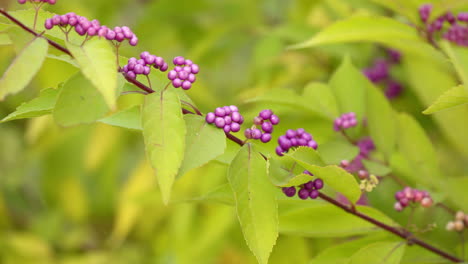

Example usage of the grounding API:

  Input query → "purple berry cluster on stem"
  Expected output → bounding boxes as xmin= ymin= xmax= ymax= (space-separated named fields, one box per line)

xmin=333 ymin=112 xmax=358 ymax=131
xmin=418 ymin=3 xmax=468 ymax=46
xmin=340 ymin=137 xmax=375 ymax=173
xmin=18 ymin=0 xmax=56 ymax=4
xmin=362 ymin=49 xmax=404 ymax=99
xmin=167 ymin=56 xmax=199 ymax=90
xmin=244 ymin=109 xmax=280 ymax=143
xmin=44 ymin=13 xmax=138 ymax=46
xmin=282 ymin=170 xmax=324 ymax=200
xmin=205 ymin=105 xmax=244 ymax=133
xmin=276 ymin=128 xmax=318 ymax=156
xmin=122 ymin=52 xmax=168 ymax=79
xmin=394 ymin=187 xmax=433 ymax=212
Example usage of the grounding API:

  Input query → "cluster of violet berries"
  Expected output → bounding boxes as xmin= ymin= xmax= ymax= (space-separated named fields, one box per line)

xmin=18 ymin=0 xmax=55 ymax=4
xmin=167 ymin=56 xmax=200 ymax=90
xmin=244 ymin=109 xmax=280 ymax=143
xmin=122 ymin=52 xmax=168 ymax=79
xmin=333 ymin=112 xmax=358 ymax=131
xmin=446 ymin=211 xmax=468 ymax=232
xmin=205 ymin=106 xmax=244 ymax=133
xmin=44 ymin=13 xmax=138 ymax=46
xmin=276 ymin=128 xmax=318 ymax=156
xmin=282 ymin=170 xmax=324 ymax=200
xmin=362 ymin=49 xmax=403 ymax=99
xmin=419 ymin=3 xmax=468 ymax=46
xmin=394 ymin=187 xmax=433 ymax=212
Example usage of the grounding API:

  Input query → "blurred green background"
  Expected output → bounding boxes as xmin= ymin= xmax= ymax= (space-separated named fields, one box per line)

xmin=0 ymin=0 xmax=467 ymax=263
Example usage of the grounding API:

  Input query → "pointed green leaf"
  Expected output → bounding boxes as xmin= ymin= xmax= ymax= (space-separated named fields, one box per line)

xmin=329 ymin=57 xmax=368 ymax=122
xmin=423 ymin=85 xmax=468 ymax=114
xmin=142 ymin=90 xmax=186 ymax=204
xmin=318 ymin=139 xmax=359 ymax=165
xmin=441 ymin=41 xmax=468 ymax=94
xmin=289 ymin=15 xmax=445 ymax=63
xmin=1 ymin=87 xmax=59 ymax=122
xmin=99 ymin=106 xmax=142 ymax=130
xmin=177 ymin=115 xmax=226 ymax=178
xmin=190 ymin=184 xmax=234 ymax=206
xmin=53 ymin=73 xmax=109 ymax=126
xmin=362 ymin=160 xmax=392 ymax=176
xmin=396 ymin=113 xmax=442 ymax=187
xmin=279 ymin=203 xmax=395 ymax=237
xmin=349 ymin=241 xmax=406 ymax=264
xmin=366 ymin=86 xmax=396 ymax=160
xmin=279 ymin=173 xmax=315 ymax=187
xmin=0 ymin=37 xmax=48 ymax=100
xmin=287 ymin=148 xmax=361 ymax=204
xmin=302 ymin=82 xmax=339 ymax=119
xmin=67 ymin=38 xmax=117 ymax=109
xmin=228 ymin=144 xmax=278 ymax=264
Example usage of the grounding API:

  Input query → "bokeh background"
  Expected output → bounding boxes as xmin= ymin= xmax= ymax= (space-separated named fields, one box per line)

xmin=1 ymin=0 xmax=468 ymax=263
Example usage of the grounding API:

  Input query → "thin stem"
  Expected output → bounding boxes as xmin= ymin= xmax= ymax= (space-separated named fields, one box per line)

xmin=225 ymin=132 xmax=244 ymax=147
xmin=145 ymin=75 xmax=152 ymax=89
xmin=461 ymin=231 xmax=465 ymax=261
xmin=122 ymin=73 xmax=155 ymax=94
xmin=114 ymin=42 xmax=121 ymax=68
xmin=340 ymin=130 xmax=356 ymax=144
xmin=181 ymin=100 xmax=202 ymax=116
xmin=318 ymin=192 xmax=463 ymax=263
xmin=406 ymin=206 xmax=416 ymax=230
xmin=32 ymin=2 xmax=44 ymax=31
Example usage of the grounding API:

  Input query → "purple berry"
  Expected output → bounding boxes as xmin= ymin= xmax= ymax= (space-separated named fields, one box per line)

xmin=181 ymin=81 xmax=192 ymax=90
xmin=282 ymin=187 xmax=296 ymax=197
xmin=244 ymin=128 xmax=252 ymax=139
xmin=275 ymin=146 xmax=284 ymax=156
xmin=215 ymin=107 xmax=226 ymax=117
xmin=304 ymin=181 xmax=314 ymax=190
xmin=205 ymin=112 xmax=216 ymax=123
xmin=260 ymin=133 xmax=271 ymax=143
xmin=251 ymin=129 xmax=262 ymax=139
xmin=231 ymin=123 xmax=241 ymax=132
xmin=172 ymin=79 xmax=182 ymax=88
xmin=215 ymin=117 xmax=225 ymax=128
xmin=261 ymin=122 xmax=273 ymax=133
xmin=173 ymin=56 xmax=185 ymax=65
xmin=314 ymin=179 xmax=324 ymax=190
xmin=298 ymin=188 xmax=309 ymax=200
xmin=309 ymin=190 xmax=319 ymax=199
xmin=270 ymin=115 xmax=279 ymax=125
xmin=259 ymin=109 xmax=273 ymax=120
xmin=223 ymin=125 xmax=231 ymax=133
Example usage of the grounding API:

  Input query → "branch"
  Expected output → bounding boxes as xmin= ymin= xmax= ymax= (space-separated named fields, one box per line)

xmin=318 ymin=193 xmax=463 ymax=263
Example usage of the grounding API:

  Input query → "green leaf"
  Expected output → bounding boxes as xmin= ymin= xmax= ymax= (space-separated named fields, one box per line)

xmin=279 ymin=203 xmax=395 ymax=237
xmin=423 ymin=85 xmax=468 ymax=114
xmin=289 ymin=15 xmax=445 ymax=64
xmin=177 ymin=115 xmax=226 ymax=178
xmin=441 ymin=41 xmax=468 ymax=94
xmin=279 ymin=173 xmax=315 ymax=187
xmin=0 ymin=33 xmax=11 ymax=46
xmin=142 ymin=90 xmax=186 ymax=204
xmin=287 ymin=148 xmax=361 ymax=204
xmin=366 ymin=86 xmax=396 ymax=160
xmin=318 ymin=139 xmax=359 ymax=165
xmin=362 ymin=160 xmax=392 ymax=176
xmin=396 ymin=113 xmax=442 ymax=187
xmin=268 ymin=157 xmax=298 ymax=186
xmin=0 ymin=37 xmax=48 ymax=100
xmin=443 ymin=176 xmax=468 ymax=212
xmin=66 ymin=38 xmax=118 ymax=109
xmin=189 ymin=184 xmax=234 ymax=206
xmin=228 ymin=144 xmax=278 ymax=264
xmin=1 ymin=87 xmax=59 ymax=122
xmin=370 ymin=0 xmax=420 ymax=25
xmin=53 ymin=73 xmax=109 ymax=126
xmin=99 ymin=106 xmax=142 ymax=130
xmin=329 ymin=57 xmax=368 ymax=122
xmin=302 ymin=82 xmax=339 ymax=119
xmin=349 ymin=241 xmax=406 ymax=264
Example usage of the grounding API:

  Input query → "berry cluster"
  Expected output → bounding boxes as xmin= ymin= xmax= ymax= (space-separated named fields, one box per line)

xmin=446 ymin=211 xmax=468 ymax=232
xmin=394 ymin=187 xmax=433 ymax=212
xmin=362 ymin=49 xmax=404 ymax=99
xmin=205 ymin=106 xmax=244 ymax=133
xmin=276 ymin=128 xmax=318 ymax=156
xmin=18 ymin=0 xmax=56 ymax=4
xmin=244 ymin=109 xmax=280 ymax=143
xmin=333 ymin=112 xmax=358 ymax=131
xmin=122 ymin=52 xmax=168 ymax=79
xmin=44 ymin=13 xmax=138 ymax=46
xmin=282 ymin=170 xmax=324 ymax=200
xmin=419 ymin=3 xmax=468 ymax=46
xmin=340 ymin=137 xmax=376 ymax=173
xmin=167 ymin=56 xmax=199 ymax=90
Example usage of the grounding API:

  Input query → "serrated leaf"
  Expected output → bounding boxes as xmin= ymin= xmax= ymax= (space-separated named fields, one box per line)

xmin=349 ymin=241 xmax=406 ymax=264
xmin=423 ymin=85 xmax=468 ymax=114
xmin=228 ymin=144 xmax=278 ymax=264
xmin=329 ymin=57 xmax=368 ymax=123
xmin=53 ymin=73 xmax=109 ymax=126
xmin=67 ymin=38 xmax=117 ymax=109
xmin=441 ymin=41 xmax=468 ymax=94
xmin=177 ymin=115 xmax=226 ymax=178
xmin=396 ymin=113 xmax=442 ymax=188
xmin=279 ymin=203 xmax=395 ymax=237
xmin=1 ymin=87 xmax=59 ymax=122
xmin=142 ymin=90 xmax=186 ymax=204
xmin=318 ymin=139 xmax=360 ymax=165
xmin=287 ymin=148 xmax=361 ymax=204
xmin=362 ymin=160 xmax=392 ymax=176
xmin=99 ymin=105 xmax=142 ymax=130
xmin=0 ymin=37 xmax=48 ymax=100
xmin=289 ymin=15 xmax=445 ymax=64
xmin=302 ymin=82 xmax=339 ymax=119
xmin=366 ymin=86 xmax=396 ymax=160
